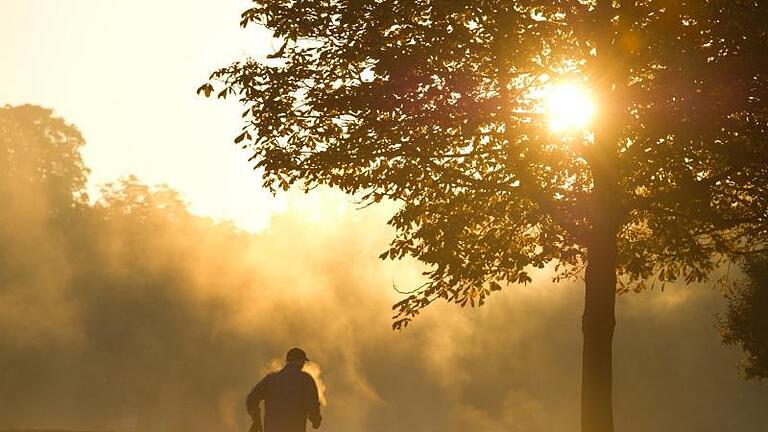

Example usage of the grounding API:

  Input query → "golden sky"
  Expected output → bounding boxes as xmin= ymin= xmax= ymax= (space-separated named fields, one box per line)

xmin=0 ymin=0 xmax=290 ymax=231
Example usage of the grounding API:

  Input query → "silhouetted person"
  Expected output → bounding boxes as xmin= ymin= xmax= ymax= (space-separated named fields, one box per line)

xmin=246 ymin=348 xmax=322 ymax=432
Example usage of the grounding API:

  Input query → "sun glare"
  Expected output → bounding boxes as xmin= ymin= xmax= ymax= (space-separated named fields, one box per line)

xmin=544 ymin=83 xmax=596 ymax=132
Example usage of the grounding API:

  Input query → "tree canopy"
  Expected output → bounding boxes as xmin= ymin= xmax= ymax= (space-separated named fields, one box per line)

xmin=202 ymin=0 xmax=768 ymax=324
xmin=0 ymin=104 xmax=89 ymax=218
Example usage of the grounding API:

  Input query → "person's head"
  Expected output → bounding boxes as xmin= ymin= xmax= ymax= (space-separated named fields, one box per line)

xmin=285 ymin=347 xmax=309 ymax=368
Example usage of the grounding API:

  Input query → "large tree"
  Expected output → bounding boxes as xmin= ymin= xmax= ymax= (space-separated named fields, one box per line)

xmin=201 ymin=1 xmax=768 ymax=431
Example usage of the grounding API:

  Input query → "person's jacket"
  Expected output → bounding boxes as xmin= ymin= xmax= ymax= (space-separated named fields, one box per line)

xmin=246 ymin=364 xmax=322 ymax=432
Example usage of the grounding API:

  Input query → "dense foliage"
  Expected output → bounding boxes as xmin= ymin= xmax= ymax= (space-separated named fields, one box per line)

xmin=720 ymin=254 xmax=768 ymax=381
xmin=201 ymin=1 xmax=768 ymax=325
xmin=0 ymin=105 xmax=89 ymax=217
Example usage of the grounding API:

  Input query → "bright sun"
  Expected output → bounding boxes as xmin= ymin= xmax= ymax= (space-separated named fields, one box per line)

xmin=543 ymin=83 xmax=596 ymax=132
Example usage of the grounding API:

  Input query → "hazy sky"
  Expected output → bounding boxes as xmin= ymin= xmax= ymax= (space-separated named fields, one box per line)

xmin=1 ymin=0 xmax=290 ymax=231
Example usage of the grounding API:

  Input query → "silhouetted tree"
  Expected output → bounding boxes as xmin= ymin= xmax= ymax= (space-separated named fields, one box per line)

xmin=95 ymin=175 xmax=189 ymax=223
xmin=0 ymin=104 xmax=89 ymax=219
xmin=719 ymin=253 xmax=768 ymax=381
xmin=0 ymin=105 xmax=91 ymax=318
xmin=201 ymin=2 xmax=768 ymax=430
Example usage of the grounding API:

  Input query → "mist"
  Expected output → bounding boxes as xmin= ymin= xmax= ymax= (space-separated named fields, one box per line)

xmin=1 ymin=105 xmax=766 ymax=432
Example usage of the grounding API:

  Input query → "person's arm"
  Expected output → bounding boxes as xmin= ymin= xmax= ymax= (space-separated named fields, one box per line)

xmin=306 ymin=375 xmax=322 ymax=429
xmin=246 ymin=375 xmax=269 ymax=431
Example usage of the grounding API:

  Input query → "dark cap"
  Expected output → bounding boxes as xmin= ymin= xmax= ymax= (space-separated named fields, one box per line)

xmin=286 ymin=347 xmax=310 ymax=362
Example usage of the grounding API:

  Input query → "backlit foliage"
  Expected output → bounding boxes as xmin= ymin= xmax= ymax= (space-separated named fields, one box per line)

xmin=201 ymin=1 xmax=768 ymax=328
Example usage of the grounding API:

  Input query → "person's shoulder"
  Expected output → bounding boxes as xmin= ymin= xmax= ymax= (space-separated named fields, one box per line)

xmin=261 ymin=371 xmax=279 ymax=382
xmin=299 ymin=371 xmax=316 ymax=383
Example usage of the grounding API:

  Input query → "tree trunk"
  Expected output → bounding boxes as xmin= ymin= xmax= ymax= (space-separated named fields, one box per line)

xmin=581 ymin=222 xmax=617 ymax=432
xmin=582 ymin=1 xmax=620 ymax=428
xmin=581 ymin=111 xmax=620 ymax=430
